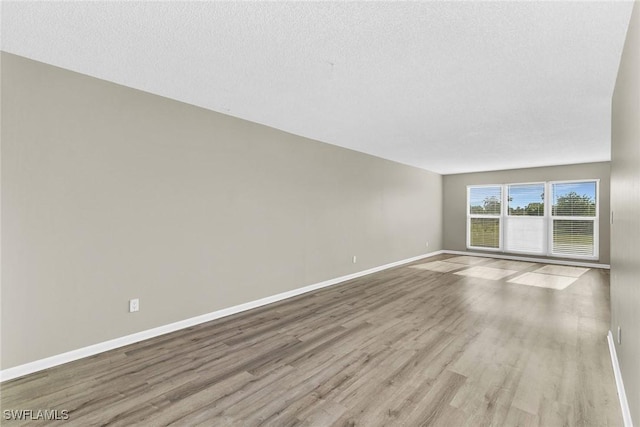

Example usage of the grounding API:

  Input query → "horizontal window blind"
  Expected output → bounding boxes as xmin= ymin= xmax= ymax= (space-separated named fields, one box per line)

xmin=470 ymin=218 xmax=500 ymax=248
xmin=505 ymin=217 xmax=546 ymax=254
xmin=552 ymin=220 xmax=594 ymax=257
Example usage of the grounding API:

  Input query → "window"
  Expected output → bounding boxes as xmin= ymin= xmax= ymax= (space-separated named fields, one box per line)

xmin=466 ymin=180 xmax=599 ymax=260
xmin=550 ymin=181 xmax=598 ymax=258
xmin=467 ymin=186 xmax=501 ymax=250
xmin=505 ymin=183 xmax=546 ymax=254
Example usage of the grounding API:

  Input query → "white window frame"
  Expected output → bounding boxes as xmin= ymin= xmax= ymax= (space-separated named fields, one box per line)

xmin=466 ymin=185 xmax=503 ymax=252
xmin=504 ymin=181 xmax=548 ymax=256
xmin=466 ymin=179 xmax=599 ymax=260
xmin=548 ymin=179 xmax=599 ymax=260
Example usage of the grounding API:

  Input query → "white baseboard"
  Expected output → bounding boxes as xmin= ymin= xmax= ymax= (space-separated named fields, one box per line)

xmin=443 ymin=250 xmax=610 ymax=269
xmin=607 ymin=331 xmax=634 ymax=427
xmin=0 ymin=250 xmax=443 ymax=382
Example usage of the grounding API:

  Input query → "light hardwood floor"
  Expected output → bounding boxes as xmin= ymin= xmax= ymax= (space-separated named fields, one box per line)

xmin=0 ymin=255 xmax=622 ymax=426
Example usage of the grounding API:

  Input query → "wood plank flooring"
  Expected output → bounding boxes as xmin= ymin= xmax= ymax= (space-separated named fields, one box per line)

xmin=0 ymin=255 xmax=622 ymax=426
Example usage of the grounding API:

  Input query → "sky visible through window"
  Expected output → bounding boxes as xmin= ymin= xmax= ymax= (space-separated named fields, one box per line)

xmin=509 ymin=184 xmax=544 ymax=211
xmin=552 ymin=181 xmax=597 ymax=204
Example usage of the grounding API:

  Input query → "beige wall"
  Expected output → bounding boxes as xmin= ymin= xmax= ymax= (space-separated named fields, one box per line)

xmin=443 ymin=162 xmax=611 ymax=264
xmin=0 ymin=53 xmax=443 ymax=369
xmin=611 ymin=1 xmax=640 ymax=423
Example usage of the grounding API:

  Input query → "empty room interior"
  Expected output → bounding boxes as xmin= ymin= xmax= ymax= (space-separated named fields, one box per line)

xmin=1 ymin=1 xmax=639 ymax=426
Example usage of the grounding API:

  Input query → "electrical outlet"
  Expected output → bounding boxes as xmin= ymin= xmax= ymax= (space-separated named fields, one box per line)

xmin=352 ymin=256 xmax=357 ymax=264
xmin=617 ymin=326 xmax=622 ymax=344
xmin=129 ymin=298 xmax=140 ymax=313
xmin=426 ymin=241 xmax=429 ymax=248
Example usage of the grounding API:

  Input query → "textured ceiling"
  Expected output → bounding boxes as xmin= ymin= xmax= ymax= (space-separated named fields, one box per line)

xmin=1 ymin=1 xmax=634 ymax=174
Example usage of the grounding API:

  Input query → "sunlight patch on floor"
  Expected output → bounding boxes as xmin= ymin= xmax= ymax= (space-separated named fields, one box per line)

xmin=508 ymin=272 xmax=578 ymax=290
